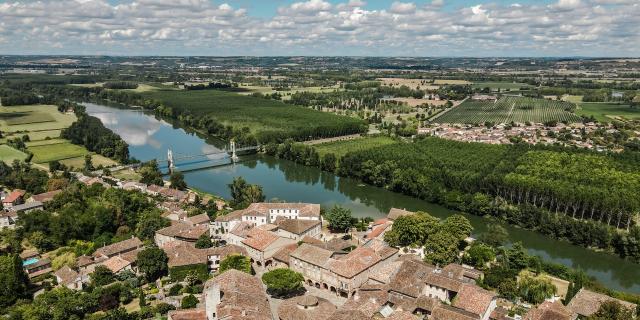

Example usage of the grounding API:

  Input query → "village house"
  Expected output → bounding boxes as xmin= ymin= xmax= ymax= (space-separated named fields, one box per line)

xmin=212 ymin=202 xmax=322 ymax=235
xmin=225 ymin=221 xmax=253 ymax=246
xmin=523 ymin=300 xmax=571 ymax=320
xmin=0 ymin=211 xmax=18 ymax=229
xmin=2 ymin=189 xmax=25 ymax=208
xmin=203 ymin=269 xmax=271 ymax=320
xmin=28 ymin=189 xmax=62 ymax=203
xmin=566 ymin=288 xmax=637 ymax=319
xmin=275 ymin=218 xmax=322 ymax=240
xmin=290 ymin=239 xmax=398 ymax=298
xmin=240 ymin=227 xmax=297 ymax=267
xmin=8 ymin=201 xmax=43 ymax=213
xmin=24 ymin=258 xmax=52 ymax=279
xmin=93 ymin=237 xmax=143 ymax=260
xmin=162 ymin=241 xmax=247 ymax=273
xmin=155 ymin=221 xmax=209 ymax=247
xmin=54 ymin=265 xmax=83 ymax=290
xmin=101 ymin=255 xmax=134 ymax=274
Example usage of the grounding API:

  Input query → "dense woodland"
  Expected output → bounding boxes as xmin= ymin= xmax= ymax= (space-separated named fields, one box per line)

xmin=60 ymin=104 xmax=130 ymax=163
xmin=267 ymin=137 xmax=640 ymax=263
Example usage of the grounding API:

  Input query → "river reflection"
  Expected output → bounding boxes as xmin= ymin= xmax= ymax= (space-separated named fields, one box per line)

xmin=84 ymin=102 xmax=640 ymax=294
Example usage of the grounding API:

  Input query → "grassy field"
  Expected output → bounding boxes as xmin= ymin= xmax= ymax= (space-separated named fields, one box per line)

xmin=141 ymin=89 xmax=364 ymax=140
xmin=237 ymin=84 xmax=341 ymax=100
xmin=0 ymin=145 xmax=28 ymax=163
xmin=0 ymin=105 xmax=76 ymax=133
xmin=25 ymin=138 xmax=68 ymax=147
xmin=576 ymin=102 xmax=640 ymax=122
xmin=314 ymin=136 xmax=398 ymax=157
xmin=434 ymin=96 xmax=581 ymax=124
xmin=434 ymin=79 xmax=471 ymax=85
xmin=471 ymin=82 xmax=532 ymax=90
xmin=60 ymin=154 xmax=116 ymax=169
xmin=28 ymin=141 xmax=88 ymax=163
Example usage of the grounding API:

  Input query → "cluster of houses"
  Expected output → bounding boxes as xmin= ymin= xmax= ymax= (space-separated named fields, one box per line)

xmin=419 ymin=122 xmax=630 ymax=151
xmin=0 ymin=189 xmax=61 ymax=228
xmin=4 ymin=175 xmax=636 ymax=320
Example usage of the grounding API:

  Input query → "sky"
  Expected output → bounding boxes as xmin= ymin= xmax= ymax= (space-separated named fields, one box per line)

xmin=0 ymin=0 xmax=638 ymax=57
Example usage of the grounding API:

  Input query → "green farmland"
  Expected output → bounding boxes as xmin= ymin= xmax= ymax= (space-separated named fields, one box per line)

xmin=0 ymin=105 xmax=76 ymax=133
xmin=576 ymin=102 xmax=640 ymax=122
xmin=141 ymin=90 xmax=366 ymax=142
xmin=471 ymin=82 xmax=532 ymax=90
xmin=314 ymin=136 xmax=398 ymax=158
xmin=0 ymin=145 xmax=28 ymax=163
xmin=28 ymin=141 xmax=88 ymax=163
xmin=434 ymin=96 xmax=581 ymax=124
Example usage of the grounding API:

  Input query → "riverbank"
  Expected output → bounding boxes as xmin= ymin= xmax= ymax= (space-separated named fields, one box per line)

xmin=83 ymin=101 xmax=640 ymax=294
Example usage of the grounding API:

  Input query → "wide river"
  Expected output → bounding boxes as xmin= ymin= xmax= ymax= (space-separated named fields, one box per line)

xmin=85 ymin=102 xmax=640 ymax=294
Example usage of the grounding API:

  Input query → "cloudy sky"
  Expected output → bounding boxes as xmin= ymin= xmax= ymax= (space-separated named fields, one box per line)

xmin=0 ymin=0 xmax=638 ymax=56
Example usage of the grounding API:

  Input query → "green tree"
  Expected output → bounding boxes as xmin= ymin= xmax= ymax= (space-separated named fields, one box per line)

xmin=261 ymin=268 xmax=304 ymax=297
xmin=0 ymin=254 xmax=29 ymax=308
xmin=383 ymin=212 xmax=440 ymax=247
xmin=462 ymin=242 xmax=495 ymax=268
xmin=506 ymin=242 xmax=529 ymax=271
xmin=195 ymin=234 xmax=213 ymax=249
xmin=181 ymin=294 xmax=199 ymax=309
xmin=479 ymin=223 xmax=509 ymax=247
xmin=84 ymin=154 xmax=94 ymax=171
xmin=137 ymin=247 xmax=168 ymax=281
xmin=169 ymin=171 xmax=187 ymax=190
xmin=136 ymin=211 xmax=170 ymax=240
xmin=324 ymin=205 xmax=353 ymax=232
xmin=588 ymin=300 xmax=635 ymax=320
xmin=91 ymin=265 xmax=115 ymax=287
xmin=138 ymin=160 xmax=164 ymax=186
xmin=518 ymin=276 xmax=557 ymax=304
xmin=219 ymin=254 xmax=251 ymax=274
xmin=320 ymin=153 xmax=337 ymax=172
xmin=424 ymin=230 xmax=460 ymax=266
xmin=497 ymin=278 xmax=519 ymax=301
xmin=138 ymin=289 xmax=147 ymax=308
xmin=228 ymin=177 xmax=265 ymax=209
xmin=443 ymin=214 xmax=473 ymax=241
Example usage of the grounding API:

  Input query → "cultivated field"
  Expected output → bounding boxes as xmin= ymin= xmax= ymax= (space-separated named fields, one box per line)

xmin=383 ymin=98 xmax=448 ymax=107
xmin=0 ymin=145 xmax=28 ymax=163
xmin=0 ymin=105 xmax=76 ymax=133
xmin=237 ymin=84 xmax=341 ymax=99
xmin=142 ymin=89 xmax=365 ymax=141
xmin=434 ymin=96 xmax=581 ymax=124
xmin=314 ymin=135 xmax=398 ymax=157
xmin=28 ymin=141 xmax=88 ymax=163
xmin=576 ymin=102 xmax=640 ymax=122
xmin=433 ymin=79 xmax=471 ymax=85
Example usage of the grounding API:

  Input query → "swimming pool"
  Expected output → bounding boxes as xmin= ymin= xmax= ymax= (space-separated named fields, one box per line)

xmin=22 ymin=257 xmax=39 ymax=266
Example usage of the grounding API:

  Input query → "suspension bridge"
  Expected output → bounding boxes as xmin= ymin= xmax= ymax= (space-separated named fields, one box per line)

xmin=159 ymin=141 xmax=260 ymax=173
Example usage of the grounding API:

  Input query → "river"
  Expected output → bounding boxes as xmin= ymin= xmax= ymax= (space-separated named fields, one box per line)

xmin=84 ymin=102 xmax=640 ymax=294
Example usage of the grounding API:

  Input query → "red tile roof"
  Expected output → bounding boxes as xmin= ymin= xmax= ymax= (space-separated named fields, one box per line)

xmin=167 ymin=309 xmax=207 ymax=320
xmin=30 ymin=190 xmax=62 ymax=203
xmin=3 ymin=189 xmax=25 ymax=204
xmin=452 ymin=284 xmax=496 ymax=316
xmin=241 ymin=228 xmax=280 ymax=251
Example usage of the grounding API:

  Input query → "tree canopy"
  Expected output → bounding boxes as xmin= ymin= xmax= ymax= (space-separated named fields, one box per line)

xmin=137 ymin=247 xmax=168 ymax=282
xmin=228 ymin=177 xmax=265 ymax=209
xmin=219 ymin=254 xmax=251 ymax=274
xmin=261 ymin=268 xmax=305 ymax=297
xmin=324 ymin=205 xmax=354 ymax=232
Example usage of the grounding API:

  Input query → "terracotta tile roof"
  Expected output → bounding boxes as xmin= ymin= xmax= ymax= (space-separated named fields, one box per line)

xmin=162 ymin=242 xmax=208 ymax=268
xmin=241 ymin=228 xmax=280 ymax=251
xmin=523 ymin=301 xmax=571 ymax=320
xmin=301 ymin=235 xmax=324 ymax=245
xmin=3 ymin=189 xmax=25 ymax=204
xmin=277 ymin=218 xmax=321 ymax=235
xmin=388 ymin=259 xmax=435 ymax=297
xmin=452 ymin=284 xmax=496 ymax=316
xmin=167 ymin=309 xmax=207 ymax=320
xmin=156 ymin=222 xmax=209 ymax=240
xmin=30 ymin=190 xmax=62 ymax=203
xmin=277 ymin=295 xmax=336 ymax=320
xmin=290 ymin=243 xmax=334 ymax=267
xmin=186 ymin=213 xmax=210 ymax=225
xmin=368 ymin=260 xmax=403 ymax=285
xmin=272 ymin=243 xmax=298 ymax=264
xmin=229 ymin=221 xmax=253 ymax=238
xmin=341 ymin=285 xmax=389 ymax=317
xmin=25 ymin=258 xmax=51 ymax=270
xmin=443 ymin=263 xmax=483 ymax=281
xmin=329 ymin=247 xmax=382 ymax=278
xmin=100 ymin=256 xmax=131 ymax=273
xmin=431 ymin=304 xmax=479 ymax=320
xmin=566 ymin=288 xmax=637 ymax=318
xmin=247 ymin=202 xmax=321 ymax=218
xmin=372 ymin=218 xmax=390 ymax=226
xmin=205 ymin=244 xmax=248 ymax=260
xmin=55 ymin=266 xmax=79 ymax=286
xmin=317 ymin=237 xmax=354 ymax=252
xmin=387 ymin=208 xmax=415 ymax=220
xmin=365 ymin=222 xmax=391 ymax=239
xmin=206 ymin=269 xmax=271 ymax=320
xmin=215 ymin=209 xmax=245 ymax=222
xmin=425 ymin=271 xmax=464 ymax=293
xmin=76 ymin=255 xmax=95 ymax=268
xmin=19 ymin=249 xmax=39 ymax=259
xmin=330 ymin=309 xmax=369 ymax=320
xmin=257 ymin=223 xmax=279 ymax=232
xmin=120 ymin=248 xmax=142 ymax=263
xmin=93 ymin=237 xmax=142 ymax=258
xmin=386 ymin=310 xmax=420 ymax=320
xmin=415 ymin=295 xmax=440 ymax=313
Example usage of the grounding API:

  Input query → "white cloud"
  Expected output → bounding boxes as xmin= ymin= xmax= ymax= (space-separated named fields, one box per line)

xmin=389 ymin=2 xmax=416 ymax=14
xmin=0 ymin=0 xmax=637 ymax=56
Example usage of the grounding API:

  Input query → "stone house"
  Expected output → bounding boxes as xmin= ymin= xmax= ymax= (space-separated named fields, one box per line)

xmin=203 ymin=269 xmax=271 ymax=320
xmin=240 ymin=227 xmax=296 ymax=267
xmin=276 ymin=218 xmax=322 ymax=240
xmin=155 ymin=221 xmax=209 ymax=247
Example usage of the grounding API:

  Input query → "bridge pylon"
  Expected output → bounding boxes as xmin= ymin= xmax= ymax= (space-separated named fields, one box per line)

xmin=230 ymin=140 xmax=239 ymax=163
xmin=167 ymin=148 xmax=176 ymax=173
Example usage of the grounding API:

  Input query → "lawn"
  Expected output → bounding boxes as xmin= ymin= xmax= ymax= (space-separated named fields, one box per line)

xmin=141 ymin=89 xmax=365 ymax=141
xmin=28 ymin=141 xmax=88 ymax=163
xmin=59 ymin=154 xmax=117 ymax=169
xmin=0 ymin=105 xmax=76 ymax=133
xmin=314 ymin=136 xmax=398 ymax=157
xmin=0 ymin=145 xmax=28 ymax=163
xmin=576 ymin=102 xmax=640 ymax=122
